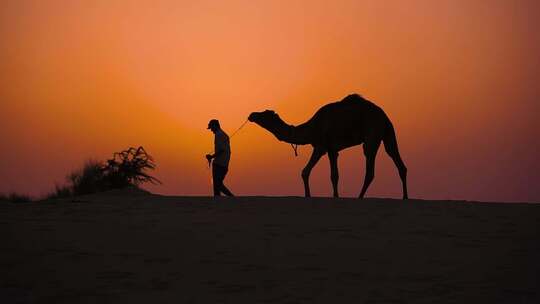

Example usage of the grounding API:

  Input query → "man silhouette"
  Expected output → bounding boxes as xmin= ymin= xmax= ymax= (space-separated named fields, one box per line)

xmin=206 ymin=119 xmax=234 ymax=197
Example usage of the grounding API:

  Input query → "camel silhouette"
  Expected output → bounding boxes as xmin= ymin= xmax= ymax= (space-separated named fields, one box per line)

xmin=248 ymin=94 xmax=408 ymax=199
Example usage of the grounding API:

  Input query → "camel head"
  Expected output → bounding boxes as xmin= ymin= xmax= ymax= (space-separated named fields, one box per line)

xmin=248 ymin=110 xmax=280 ymax=128
xmin=248 ymin=110 xmax=293 ymax=142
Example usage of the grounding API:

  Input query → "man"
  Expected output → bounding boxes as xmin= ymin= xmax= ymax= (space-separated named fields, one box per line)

xmin=206 ymin=119 xmax=234 ymax=197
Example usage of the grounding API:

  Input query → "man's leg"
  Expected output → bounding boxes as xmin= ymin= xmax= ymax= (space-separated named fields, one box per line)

xmin=212 ymin=164 xmax=223 ymax=196
xmin=214 ymin=164 xmax=234 ymax=197
xmin=220 ymin=169 xmax=234 ymax=197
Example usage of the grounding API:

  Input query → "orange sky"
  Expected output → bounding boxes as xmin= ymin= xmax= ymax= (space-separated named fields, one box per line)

xmin=1 ymin=0 xmax=539 ymax=202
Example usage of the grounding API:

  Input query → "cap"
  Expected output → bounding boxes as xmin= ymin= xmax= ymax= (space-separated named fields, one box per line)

xmin=207 ymin=119 xmax=220 ymax=129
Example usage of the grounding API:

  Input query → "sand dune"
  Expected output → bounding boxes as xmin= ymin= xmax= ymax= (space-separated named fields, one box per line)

xmin=1 ymin=190 xmax=539 ymax=303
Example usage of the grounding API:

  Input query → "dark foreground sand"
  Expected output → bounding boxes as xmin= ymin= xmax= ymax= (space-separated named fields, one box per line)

xmin=1 ymin=190 xmax=539 ymax=303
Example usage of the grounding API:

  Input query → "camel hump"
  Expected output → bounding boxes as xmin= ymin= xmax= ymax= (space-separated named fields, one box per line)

xmin=341 ymin=93 xmax=385 ymax=113
xmin=340 ymin=93 xmax=366 ymax=103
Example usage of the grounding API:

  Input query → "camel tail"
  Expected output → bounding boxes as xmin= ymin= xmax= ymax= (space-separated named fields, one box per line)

xmin=383 ymin=121 xmax=409 ymax=199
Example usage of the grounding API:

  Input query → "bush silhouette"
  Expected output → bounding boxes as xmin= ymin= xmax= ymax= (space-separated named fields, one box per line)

xmin=48 ymin=146 xmax=160 ymax=198
xmin=103 ymin=146 xmax=161 ymax=189
xmin=67 ymin=159 xmax=105 ymax=195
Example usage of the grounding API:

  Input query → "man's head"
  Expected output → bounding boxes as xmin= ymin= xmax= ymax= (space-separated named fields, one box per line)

xmin=207 ymin=119 xmax=220 ymax=133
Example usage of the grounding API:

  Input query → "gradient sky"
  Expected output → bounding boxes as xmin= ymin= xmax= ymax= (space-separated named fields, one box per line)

xmin=1 ymin=0 xmax=539 ymax=202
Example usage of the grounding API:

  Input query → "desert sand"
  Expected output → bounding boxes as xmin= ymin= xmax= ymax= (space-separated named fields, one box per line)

xmin=1 ymin=189 xmax=539 ymax=303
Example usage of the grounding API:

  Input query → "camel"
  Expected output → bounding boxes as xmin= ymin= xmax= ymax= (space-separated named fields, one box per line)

xmin=248 ymin=93 xmax=408 ymax=199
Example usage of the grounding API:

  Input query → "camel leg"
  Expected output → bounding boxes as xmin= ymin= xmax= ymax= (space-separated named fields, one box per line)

xmin=384 ymin=150 xmax=408 ymax=200
xmin=359 ymin=140 xmax=381 ymax=199
xmin=328 ymin=151 xmax=340 ymax=198
xmin=383 ymin=132 xmax=408 ymax=199
xmin=302 ymin=147 xmax=325 ymax=197
xmin=392 ymin=156 xmax=408 ymax=199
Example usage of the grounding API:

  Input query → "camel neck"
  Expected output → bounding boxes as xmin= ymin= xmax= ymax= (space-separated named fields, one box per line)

xmin=263 ymin=115 xmax=313 ymax=145
xmin=287 ymin=122 xmax=313 ymax=145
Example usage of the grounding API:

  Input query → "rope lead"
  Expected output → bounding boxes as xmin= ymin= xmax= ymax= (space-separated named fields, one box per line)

xmin=291 ymin=143 xmax=298 ymax=157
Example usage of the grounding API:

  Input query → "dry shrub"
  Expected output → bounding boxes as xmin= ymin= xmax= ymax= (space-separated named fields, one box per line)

xmin=47 ymin=146 xmax=160 ymax=199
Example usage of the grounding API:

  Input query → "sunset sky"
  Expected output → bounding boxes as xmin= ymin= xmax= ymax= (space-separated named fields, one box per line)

xmin=1 ymin=0 xmax=539 ymax=202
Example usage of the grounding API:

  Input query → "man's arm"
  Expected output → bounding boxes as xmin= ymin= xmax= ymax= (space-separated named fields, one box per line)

xmin=206 ymin=133 xmax=227 ymax=160
xmin=206 ymin=149 xmax=224 ymax=160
